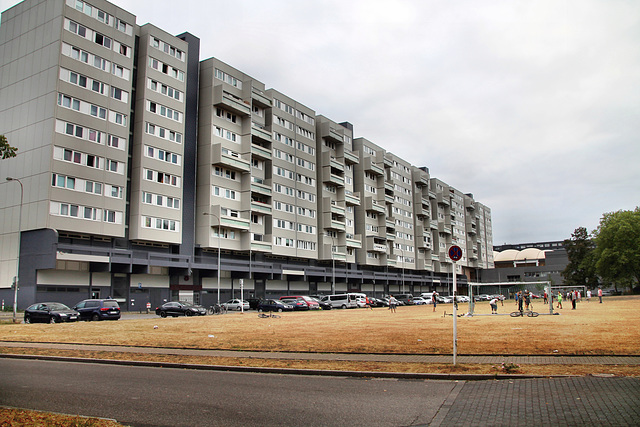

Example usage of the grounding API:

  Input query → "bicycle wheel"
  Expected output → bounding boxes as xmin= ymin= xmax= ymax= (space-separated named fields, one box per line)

xmin=510 ymin=311 xmax=523 ymax=317
xmin=527 ymin=311 xmax=539 ymax=317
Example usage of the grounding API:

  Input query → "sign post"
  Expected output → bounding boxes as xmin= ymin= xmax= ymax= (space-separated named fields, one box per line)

xmin=448 ymin=245 xmax=462 ymax=365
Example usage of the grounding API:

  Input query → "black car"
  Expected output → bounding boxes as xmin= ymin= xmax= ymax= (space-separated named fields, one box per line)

xmin=24 ymin=302 xmax=79 ymax=324
xmin=246 ymin=298 xmax=263 ymax=310
xmin=309 ymin=297 xmax=332 ymax=310
xmin=73 ymin=299 xmax=121 ymax=321
xmin=257 ymin=299 xmax=294 ymax=312
xmin=156 ymin=301 xmax=207 ymax=317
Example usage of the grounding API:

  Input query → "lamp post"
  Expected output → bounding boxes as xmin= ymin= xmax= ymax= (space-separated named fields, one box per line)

xmin=6 ymin=177 xmax=23 ymax=323
xmin=203 ymin=212 xmax=221 ymax=304
xmin=330 ymin=234 xmax=336 ymax=295
xmin=397 ymin=245 xmax=405 ymax=294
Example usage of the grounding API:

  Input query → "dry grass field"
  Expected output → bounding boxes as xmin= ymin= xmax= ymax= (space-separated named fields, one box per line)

xmin=1 ymin=296 xmax=638 ymax=355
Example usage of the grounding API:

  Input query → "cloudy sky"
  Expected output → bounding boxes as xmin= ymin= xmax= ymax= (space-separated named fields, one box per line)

xmin=2 ymin=0 xmax=639 ymax=245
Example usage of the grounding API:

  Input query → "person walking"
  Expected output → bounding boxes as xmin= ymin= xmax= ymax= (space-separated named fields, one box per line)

xmin=431 ymin=291 xmax=438 ymax=312
xmin=598 ymin=287 xmax=603 ymax=303
xmin=557 ymin=291 xmax=563 ymax=309
xmin=489 ymin=296 xmax=498 ymax=314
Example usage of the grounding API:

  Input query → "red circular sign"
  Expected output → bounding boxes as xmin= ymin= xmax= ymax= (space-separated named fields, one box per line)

xmin=449 ymin=245 xmax=463 ymax=261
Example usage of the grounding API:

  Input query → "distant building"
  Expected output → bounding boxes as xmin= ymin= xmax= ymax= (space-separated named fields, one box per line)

xmin=480 ymin=241 xmax=568 ymax=285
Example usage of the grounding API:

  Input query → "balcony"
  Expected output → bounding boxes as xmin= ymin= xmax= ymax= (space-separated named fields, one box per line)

xmin=384 ymin=181 xmax=394 ymax=193
xmin=322 ymin=167 xmax=345 ymax=187
xmin=363 ymin=156 xmax=384 ymax=175
xmin=383 ymin=155 xmax=394 ymax=168
xmin=365 ymin=236 xmax=388 ymax=253
xmin=417 ymin=207 xmax=430 ymax=219
xmin=330 ymin=201 xmax=346 ymax=217
xmin=386 ymin=219 xmax=395 ymax=230
xmin=213 ymin=84 xmax=250 ymax=116
xmin=385 ymin=193 xmax=394 ymax=205
xmin=430 ymin=220 xmax=439 ymax=230
xmin=386 ymin=232 xmax=396 ymax=241
xmin=346 ymin=234 xmax=362 ymax=248
xmin=251 ymin=200 xmax=272 ymax=214
xmin=251 ymin=87 xmax=272 ymax=108
xmin=341 ymin=149 xmax=359 ymax=165
xmin=438 ymin=222 xmax=452 ymax=235
xmin=344 ymin=191 xmax=361 ymax=206
xmin=251 ymin=235 xmax=273 ymax=252
xmin=251 ymin=123 xmax=272 ymax=145
xmin=250 ymin=180 xmax=272 ymax=197
xmin=437 ymin=193 xmax=450 ymax=206
xmin=211 ymin=144 xmax=250 ymax=172
xmin=365 ymin=196 xmax=386 ymax=214
xmin=387 ymin=258 xmax=397 ymax=266
xmin=322 ymin=150 xmax=344 ymax=172
xmin=318 ymin=121 xmax=344 ymax=144
xmin=221 ymin=215 xmax=250 ymax=231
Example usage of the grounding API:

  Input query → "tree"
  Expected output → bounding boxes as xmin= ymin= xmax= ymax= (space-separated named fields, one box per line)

xmin=0 ymin=135 xmax=18 ymax=159
xmin=593 ymin=208 xmax=640 ymax=291
xmin=562 ymin=227 xmax=598 ymax=289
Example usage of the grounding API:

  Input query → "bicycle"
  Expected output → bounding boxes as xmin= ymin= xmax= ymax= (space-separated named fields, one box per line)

xmin=510 ymin=309 xmax=539 ymax=317
xmin=258 ymin=312 xmax=281 ymax=319
xmin=208 ymin=304 xmax=228 ymax=315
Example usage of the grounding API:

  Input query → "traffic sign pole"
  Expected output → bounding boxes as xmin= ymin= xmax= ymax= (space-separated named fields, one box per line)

xmin=448 ymin=245 xmax=462 ymax=366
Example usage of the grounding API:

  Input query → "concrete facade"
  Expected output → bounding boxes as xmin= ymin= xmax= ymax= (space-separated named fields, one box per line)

xmin=1 ymin=0 xmax=494 ymax=311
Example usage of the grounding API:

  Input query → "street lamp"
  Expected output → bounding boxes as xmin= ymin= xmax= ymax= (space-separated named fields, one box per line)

xmin=203 ymin=212 xmax=221 ymax=304
xmin=6 ymin=177 xmax=23 ymax=323
xmin=330 ymin=234 xmax=336 ymax=295
xmin=395 ymin=245 xmax=405 ymax=294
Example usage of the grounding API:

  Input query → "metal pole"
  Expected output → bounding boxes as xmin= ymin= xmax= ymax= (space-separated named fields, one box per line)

xmin=203 ymin=212 xmax=221 ymax=304
xmin=6 ymin=177 xmax=23 ymax=323
xmin=331 ymin=235 xmax=335 ymax=295
xmin=453 ymin=261 xmax=457 ymax=365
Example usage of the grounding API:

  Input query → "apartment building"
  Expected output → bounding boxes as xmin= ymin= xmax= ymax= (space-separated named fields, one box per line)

xmin=0 ymin=0 xmax=494 ymax=310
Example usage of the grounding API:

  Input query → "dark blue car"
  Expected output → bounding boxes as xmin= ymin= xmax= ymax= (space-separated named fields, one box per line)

xmin=257 ymin=299 xmax=294 ymax=312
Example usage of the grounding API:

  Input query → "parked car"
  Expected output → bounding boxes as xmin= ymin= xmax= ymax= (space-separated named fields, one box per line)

xmin=73 ymin=299 xmax=121 ymax=321
xmin=437 ymin=295 xmax=453 ymax=304
xmin=258 ymin=299 xmax=294 ymax=312
xmin=279 ymin=296 xmax=320 ymax=310
xmin=24 ymin=302 xmax=79 ymax=324
xmin=279 ymin=297 xmax=310 ymax=310
xmin=309 ymin=297 xmax=332 ymax=310
xmin=155 ymin=301 xmax=207 ymax=317
xmin=246 ymin=298 xmax=263 ymax=310
xmin=222 ymin=299 xmax=250 ymax=311
xmin=393 ymin=294 xmax=414 ymax=305
xmin=412 ymin=297 xmax=428 ymax=305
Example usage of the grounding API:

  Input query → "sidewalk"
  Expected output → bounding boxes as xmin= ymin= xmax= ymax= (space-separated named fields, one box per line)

xmin=1 ymin=341 xmax=639 ymax=366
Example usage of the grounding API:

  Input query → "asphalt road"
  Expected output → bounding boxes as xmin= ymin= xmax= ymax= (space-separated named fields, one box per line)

xmin=0 ymin=358 xmax=455 ymax=426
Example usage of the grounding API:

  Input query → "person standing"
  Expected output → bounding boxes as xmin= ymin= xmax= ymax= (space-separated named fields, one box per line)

xmin=389 ymin=295 xmax=398 ymax=313
xmin=557 ymin=291 xmax=563 ymax=309
xmin=587 ymin=289 xmax=592 ymax=302
xmin=524 ymin=290 xmax=531 ymax=311
xmin=431 ymin=291 xmax=438 ymax=312
xmin=571 ymin=290 xmax=577 ymax=310
xmin=543 ymin=291 xmax=548 ymax=304
xmin=598 ymin=288 xmax=603 ymax=303
xmin=489 ymin=296 xmax=498 ymax=314
xmin=518 ymin=291 xmax=524 ymax=313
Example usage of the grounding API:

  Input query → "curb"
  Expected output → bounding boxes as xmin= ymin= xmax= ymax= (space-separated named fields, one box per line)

xmin=0 ymin=352 xmax=561 ymax=381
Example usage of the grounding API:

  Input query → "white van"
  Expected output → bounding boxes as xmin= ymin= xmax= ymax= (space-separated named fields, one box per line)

xmin=420 ymin=293 xmax=436 ymax=304
xmin=321 ymin=294 xmax=358 ymax=309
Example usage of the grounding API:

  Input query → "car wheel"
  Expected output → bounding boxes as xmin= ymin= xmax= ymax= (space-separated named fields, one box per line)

xmin=277 ymin=308 xmax=283 ymax=312
xmin=24 ymin=315 xmax=31 ymax=324
xmin=185 ymin=311 xmax=193 ymax=317
xmin=91 ymin=313 xmax=100 ymax=321
xmin=160 ymin=311 xmax=167 ymax=318
xmin=258 ymin=308 xmax=263 ymax=312
xmin=236 ymin=306 xmax=242 ymax=311
xmin=341 ymin=304 xmax=347 ymax=309
xmin=49 ymin=316 xmax=57 ymax=324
